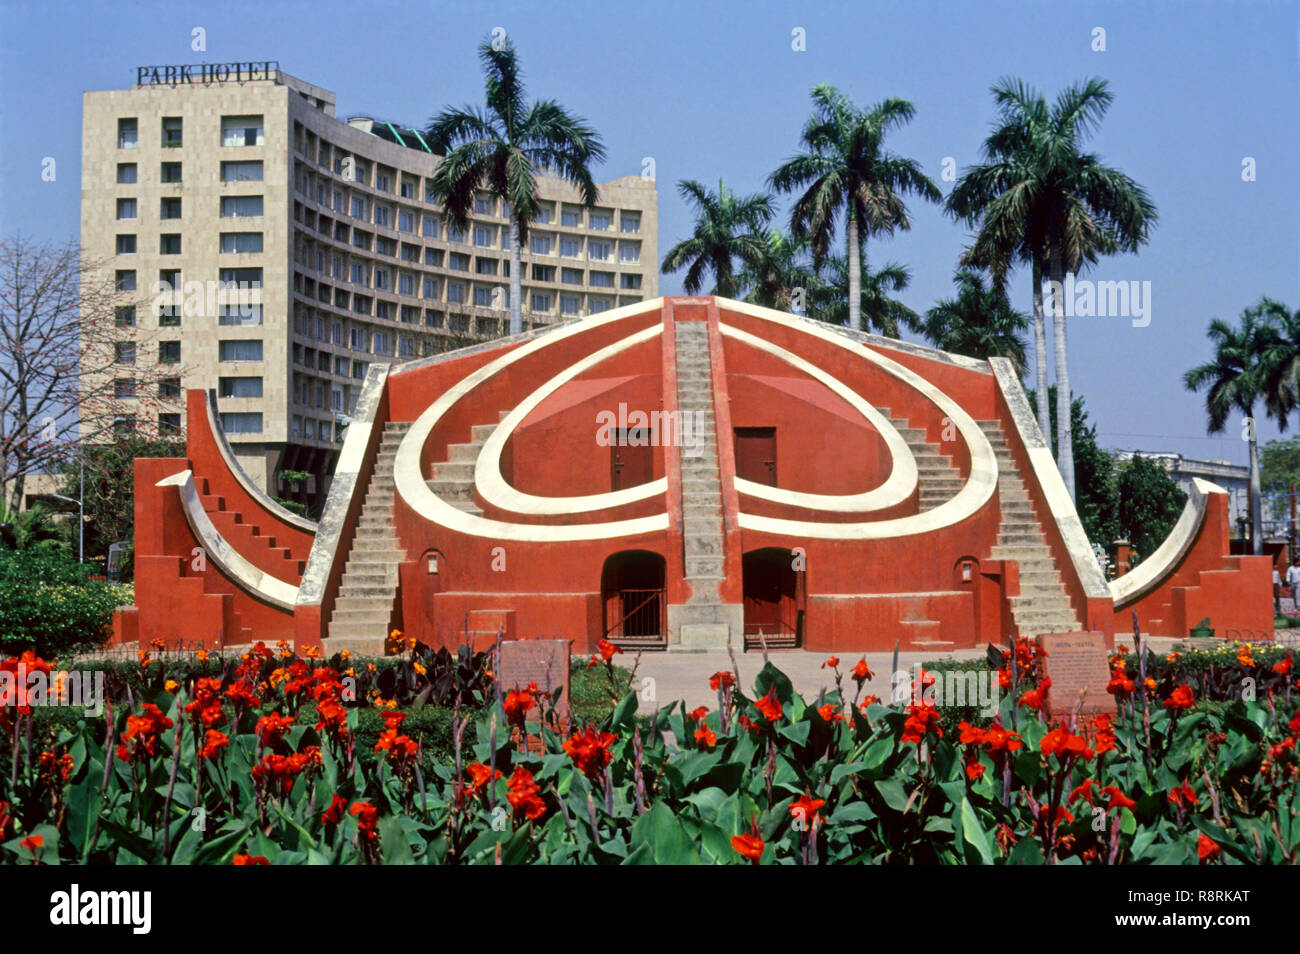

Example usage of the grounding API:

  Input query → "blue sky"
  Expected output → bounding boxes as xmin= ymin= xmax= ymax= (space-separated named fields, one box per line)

xmin=1 ymin=0 xmax=1297 ymax=474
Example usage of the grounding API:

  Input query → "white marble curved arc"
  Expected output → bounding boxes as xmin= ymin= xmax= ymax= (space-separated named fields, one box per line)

xmin=721 ymin=300 xmax=999 ymax=539
xmin=1111 ymin=478 xmax=1221 ymax=608
xmin=720 ymin=324 xmax=916 ymax=512
xmin=394 ymin=299 xmax=672 ymax=541
xmin=474 ymin=324 xmax=668 ymax=514
xmin=156 ymin=469 xmax=300 ymax=611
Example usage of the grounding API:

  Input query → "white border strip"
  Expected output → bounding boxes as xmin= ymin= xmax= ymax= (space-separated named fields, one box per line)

xmin=1111 ymin=478 xmax=1222 ymax=607
xmin=157 ymin=469 xmax=299 ymax=611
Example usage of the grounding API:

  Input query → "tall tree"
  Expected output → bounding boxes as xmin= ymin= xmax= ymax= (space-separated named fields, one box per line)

xmin=806 ymin=253 xmax=918 ymax=336
xmin=427 ymin=37 xmax=605 ymax=337
xmin=661 ymin=179 xmax=774 ymax=298
xmin=738 ymin=228 xmax=819 ymax=313
xmin=1183 ymin=309 xmax=1271 ymax=554
xmin=1114 ymin=454 xmax=1188 ymax=564
xmin=947 ymin=78 xmax=1157 ymax=502
xmin=921 ymin=268 xmax=1029 ymax=372
xmin=769 ymin=85 xmax=940 ymax=330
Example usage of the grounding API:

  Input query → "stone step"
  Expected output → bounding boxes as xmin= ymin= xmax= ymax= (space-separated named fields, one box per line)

xmin=446 ymin=443 xmax=479 ymax=462
xmin=471 ymin=424 xmax=498 ymax=442
xmin=338 ymin=583 xmax=397 ymax=598
xmin=428 ymin=478 xmax=474 ymax=499
xmin=324 ymin=632 xmax=389 ymax=653
xmin=685 ymin=555 xmax=723 ymax=577
xmin=433 ymin=461 xmax=474 ymax=481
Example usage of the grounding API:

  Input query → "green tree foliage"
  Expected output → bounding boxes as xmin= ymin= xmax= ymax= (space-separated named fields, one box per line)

xmin=1114 ymin=455 xmax=1188 ymax=562
xmin=1029 ymin=387 xmax=1118 ymax=546
xmin=0 ymin=549 xmax=127 ymax=655
xmin=1259 ymin=437 xmax=1300 ymax=520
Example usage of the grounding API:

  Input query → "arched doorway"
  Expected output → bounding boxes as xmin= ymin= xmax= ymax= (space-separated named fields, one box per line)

xmin=742 ymin=548 xmax=802 ymax=649
xmin=601 ymin=550 xmax=666 ymax=648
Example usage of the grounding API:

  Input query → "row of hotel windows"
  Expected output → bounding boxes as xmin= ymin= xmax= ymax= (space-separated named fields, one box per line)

xmin=114 ymin=233 xmax=263 ymax=254
xmin=112 ymin=375 xmax=260 ymax=399
xmin=116 ymin=160 xmax=264 ymax=184
xmin=115 ymin=195 xmax=263 ymax=218
xmin=112 ymin=339 xmax=263 ymax=365
xmin=116 ymin=115 xmax=264 ymax=150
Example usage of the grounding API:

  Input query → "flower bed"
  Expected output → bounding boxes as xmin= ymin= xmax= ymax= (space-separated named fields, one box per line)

xmin=0 ymin=637 xmax=1296 ymax=865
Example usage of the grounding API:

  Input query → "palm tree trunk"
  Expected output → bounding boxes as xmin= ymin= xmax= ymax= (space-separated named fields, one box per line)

xmin=1249 ymin=417 xmax=1263 ymax=555
xmin=1031 ymin=258 xmax=1051 ymax=443
xmin=1049 ymin=249 xmax=1076 ymax=502
xmin=847 ymin=205 xmax=861 ymax=330
xmin=508 ymin=214 xmax=523 ymax=337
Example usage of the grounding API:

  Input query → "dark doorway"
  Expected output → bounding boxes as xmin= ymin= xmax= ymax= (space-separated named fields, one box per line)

xmin=611 ymin=428 xmax=654 ymax=490
xmin=601 ymin=550 xmax=666 ymax=648
xmin=734 ymin=427 xmax=777 ymax=486
xmin=742 ymin=548 xmax=801 ymax=649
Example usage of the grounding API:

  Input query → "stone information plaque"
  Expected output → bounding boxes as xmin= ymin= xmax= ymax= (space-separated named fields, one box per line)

xmin=497 ymin=639 xmax=571 ymax=745
xmin=1037 ymin=631 xmax=1114 ymax=719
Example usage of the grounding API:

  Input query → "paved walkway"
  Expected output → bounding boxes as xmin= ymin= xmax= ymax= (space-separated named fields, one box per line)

xmin=627 ymin=647 xmax=986 ymax=712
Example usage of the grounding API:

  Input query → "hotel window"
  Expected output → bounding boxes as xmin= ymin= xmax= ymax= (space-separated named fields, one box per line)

xmin=161 ymin=117 xmax=182 ymax=148
xmin=560 ymin=237 xmax=582 ymax=258
xmin=116 ymin=198 xmax=137 ymax=220
xmin=115 ymin=270 xmax=136 ymax=291
xmin=446 ymin=224 xmax=466 ymax=244
xmin=218 ymin=304 xmax=263 ymax=326
xmin=117 ymin=118 xmax=138 ymax=149
xmin=350 ymin=263 xmax=366 ymax=284
xmin=221 ymin=115 xmax=264 ymax=147
xmin=589 ymin=212 xmax=611 ymax=231
xmin=531 ymin=264 xmax=555 ymax=282
xmin=158 ymin=413 xmax=181 ymax=435
xmin=475 ymin=258 xmax=497 ymax=276
xmin=529 ymin=233 xmax=553 ymax=255
xmin=116 ymin=234 xmax=136 ymax=254
xmin=375 ymin=236 xmax=396 ymax=257
xmin=398 ymin=210 xmax=415 ymax=233
xmin=446 ymin=281 xmax=466 ymax=304
xmin=113 ymin=416 xmax=136 ymax=436
xmin=400 ymin=179 xmax=415 ymax=199
xmin=535 ymin=205 xmax=554 ymax=224
xmin=422 ymin=215 xmax=440 ymax=239
xmin=561 ymin=267 xmax=583 ymax=285
xmin=334 ymin=356 xmax=349 ymax=376
xmin=425 ymin=310 xmax=444 ymax=328
xmin=448 ymin=252 xmax=469 ymax=272
xmin=590 ymin=271 xmax=615 ymax=288
xmin=423 ymin=277 xmax=441 ymax=299
xmin=376 ymin=173 xmax=391 ymax=193
xmin=159 ymin=341 xmax=181 ymax=364
xmin=399 ymin=336 xmax=415 ymax=357
xmin=160 ymin=197 xmax=182 ymax=219
xmin=158 ymin=304 xmax=181 ymax=327
xmin=399 ymin=273 xmax=415 ymax=295
xmin=159 ymin=377 xmax=181 ymax=400
xmin=115 ymin=342 xmax=136 ymax=364
xmin=400 ymin=244 xmax=419 ymax=262
xmin=113 ymin=378 xmax=137 ymax=399
xmin=374 ymin=268 xmax=390 ymax=290
xmin=530 ymin=293 xmax=552 ymax=313
xmin=332 ymin=190 xmax=343 ymax=211
xmin=220 ymin=232 xmax=263 ymax=253
xmin=219 ymin=340 xmax=263 ymax=362
xmin=374 ymin=205 xmax=392 ymax=228
xmin=221 ymin=160 xmax=263 ymax=182
xmin=372 ymin=332 xmax=389 ymax=355
xmin=352 ymin=230 xmax=372 ymax=251
xmin=160 ymin=234 xmax=182 ymax=255
xmin=589 ymin=297 xmax=612 ymax=313
xmin=619 ymin=241 xmax=641 ymax=263
xmin=218 ymin=376 xmax=263 ymax=398
xmin=474 ymin=195 xmax=493 ymax=215
xmin=473 ymin=225 xmax=495 ymax=248
xmin=400 ymin=305 xmax=419 ymax=324
xmin=352 ymin=361 xmax=367 ymax=380
xmin=219 ymin=412 xmax=263 ymax=434
xmin=588 ymin=239 xmax=612 ymax=261
xmin=620 ymin=212 xmax=641 ymax=233
xmin=159 ymin=268 xmax=181 ymax=290
xmin=220 ymin=195 xmax=263 ymax=217
xmin=330 ymin=385 xmax=345 ymax=410
xmin=350 ymin=196 xmax=366 ymax=219
xmin=115 ymin=306 xmax=136 ymax=327
xmin=560 ymin=295 xmax=581 ymax=316
xmin=561 ymin=207 xmax=580 ymax=227
xmin=219 ymin=267 xmax=262 ymax=288
xmin=349 ymin=327 xmax=368 ymax=351
xmin=424 ymin=249 xmax=443 ymax=268
xmin=473 ymin=285 xmax=495 ymax=307
xmin=116 ymin=163 xmax=137 ymax=184
xmin=621 ymin=273 xmax=643 ymax=290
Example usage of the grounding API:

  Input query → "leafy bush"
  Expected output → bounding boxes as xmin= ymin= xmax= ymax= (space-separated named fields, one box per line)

xmin=0 ymin=549 xmax=127 ymax=656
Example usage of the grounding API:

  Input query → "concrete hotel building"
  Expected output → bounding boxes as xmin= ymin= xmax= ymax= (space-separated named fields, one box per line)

xmin=81 ymin=62 xmax=658 ymax=508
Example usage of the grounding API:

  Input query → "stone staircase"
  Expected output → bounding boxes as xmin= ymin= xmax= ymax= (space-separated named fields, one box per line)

xmin=672 ymin=321 xmax=740 ymax=650
xmin=979 ymin=420 xmax=1081 ymax=635
xmin=879 ymin=409 xmax=964 ymax=511
xmin=326 ymin=421 xmax=410 ymax=655
xmin=426 ymin=410 xmax=511 ymax=515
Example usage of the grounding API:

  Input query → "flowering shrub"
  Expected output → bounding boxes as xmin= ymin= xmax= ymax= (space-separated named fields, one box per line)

xmin=1 ymin=639 xmax=1297 ymax=865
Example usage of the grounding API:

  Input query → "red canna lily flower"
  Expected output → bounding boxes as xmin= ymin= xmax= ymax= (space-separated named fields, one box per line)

xmin=255 ymin=712 xmax=295 ymax=747
xmin=506 ymin=767 xmax=547 ymax=820
xmin=817 ymin=703 xmax=845 ymax=724
xmin=1041 ymin=726 xmax=1093 ymax=762
xmin=964 ymin=751 xmax=985 ymax=780
xmin=731 ymin=833 xmax=764 ymax=861
xmin=463 ymin=763 xmax=502 ymax=799
xmin=322 ymin=793 xmax=347 ymax=826
xmin=736 ymin=714 xmax=759 ymax=734
xmin=1272 ymin=654 xmax=1293 ymax=675
xmin=1019 ymin=677 xmax=1051 ymax=711
xmin=562 ymin=725 xmax=618 ymax=779
xmin=709 ymin=670 xmax=735 ymax=691
xmin=901 ymin=703 xmax=943 ymax=745
xmin=694 ymin=723 xmax=717 ymax=748
xmin=1100 ymin=785 xmax=1137 ymax=812
xmin=1167 ymin=783 xmax=1198 ymax=808
xmin=1197 ymin=833 xmax=1221 ymax=863
xmin=850 ymin=658 xmax=874 ymax=684
xmin=1106 ymin=672 xmax=1135 ymax=699
xmin=754 ymin=686 xmax=783 ymax=722
xmin=1091 ymin=714 xmax=1117 ymax=755
xmin=350 ymin=801 xmax=380 ymax=842
xmin=789 ymin=793 xmax=826 ymax=828
xmin=19 ymin=834 xmax=42 ymax=854
xmin=688 ymin=706 xmax=709 ymax=722
xmin=857 ymin=694 xmax=880 ymax=716
xmin=1070 ymin=779 xmax=1098 ymax=805
xmin=1163 ymin=685 xmax=1195 ymax=712
xmin=957 ymin=721 xmax=987 ymax=746
xmin=821 ymin=656 xmax=840 ymax=670
xmin=199 ymin=730 xmax=229 ymax=762
xmin=981 ymin=721 xmax=1023 ymax=756
xmin=503 ymin=685 xmax=536 ymax=726
xmin=232 ymin=853 xmax=269 ymax=865
xmin=597 ymin=638 xmax=622 ymax=663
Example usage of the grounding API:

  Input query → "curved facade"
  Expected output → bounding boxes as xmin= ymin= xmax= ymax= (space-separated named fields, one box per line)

xmin=120 ymin=296 xmax=1272 ymax=653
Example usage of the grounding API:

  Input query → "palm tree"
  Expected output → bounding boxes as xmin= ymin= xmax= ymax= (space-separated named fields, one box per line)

xmin=0 ymin=503 xmax=66 ymax=553
xmin=1184 ymin=309 xmax=1272 ymax=554
xmin=1253 ymin=297 xmax=1300 ymax=427
xmin=426 ymin=37 xmax=606 ymax=337
xmin=921 ymin=269 xmax=1030 ymax=373
xmin=661 ymin=179 xmax=774 ymax=298
xmin=769 ymin=85 xmax=940 ymax=330
xmin=807 ymin=254 xmax=919 ymax=336
xmin=947 ymin=77 xmax=1157 ymax=502
xmin=738 ymin=228 xmax=819 ymax=313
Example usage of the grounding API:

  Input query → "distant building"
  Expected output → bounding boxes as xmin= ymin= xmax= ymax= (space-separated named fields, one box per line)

xmin=1114 ymin=450 xmax=1249 ymax=530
